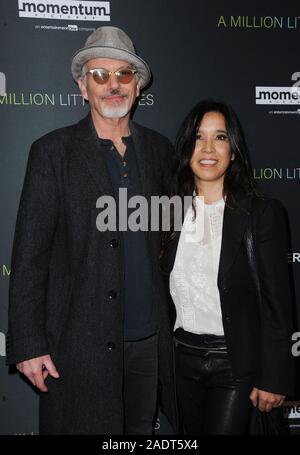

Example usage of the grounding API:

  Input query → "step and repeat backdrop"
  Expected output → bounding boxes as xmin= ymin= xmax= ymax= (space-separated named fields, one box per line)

xmin=1 ymin=0 xmax=300 ymax=435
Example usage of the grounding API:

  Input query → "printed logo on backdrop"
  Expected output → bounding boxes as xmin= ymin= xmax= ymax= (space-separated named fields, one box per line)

xmin=288 ymin=253 xmax=300 ymax=264
xmin=0 ymin=90 xmax=154 ymax=108
xmin=284 ymin=401 xmax=300 ymax=436
xmin=0 ymin=69 xmax=154 ymax=108
xmin=0 ymin=332 xmax=5 ymax=356
xmin=2 ymin=264 xmax=11 ymax=277
xmin=0 ymin=72 xmax=6 ymax=95
xmin=18 ymin=0 xmax=110 ymax=32
xmin=18 ymin=0 xmax=110 ymax=21
xmin=217 ymin=15 xmax=300 ymax=30
xmin=253 ymin=167 xmax=300 ymax=181
xmin=284 ymin=402 xmax=300 ymax=419
xmin=0 ymin=90 xmax=87 ymax=107
xmin=256 ymin=72 xmax=300 ymax=115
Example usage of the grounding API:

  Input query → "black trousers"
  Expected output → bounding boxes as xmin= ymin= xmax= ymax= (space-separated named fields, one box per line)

xmin=174 ymin=329 xmax=253 ymax=435
xmin=123 ymin=333 xmax=158 ymax=435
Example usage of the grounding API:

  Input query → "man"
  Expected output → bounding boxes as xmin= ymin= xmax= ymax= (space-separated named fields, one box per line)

xmin=6 ymin=26 xmax=176 ymax=435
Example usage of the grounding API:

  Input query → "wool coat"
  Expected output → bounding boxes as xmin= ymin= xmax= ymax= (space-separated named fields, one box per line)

xmin=6 ymin=113 xmax=177 ymax=434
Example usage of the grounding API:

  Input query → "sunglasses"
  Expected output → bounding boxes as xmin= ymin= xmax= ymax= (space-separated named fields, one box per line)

xmin=83 ymin=67 xmax=137 ymax=85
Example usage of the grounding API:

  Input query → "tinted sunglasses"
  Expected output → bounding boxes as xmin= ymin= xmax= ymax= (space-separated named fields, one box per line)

xmin=83 ymin=67 xmax=137 ymax=85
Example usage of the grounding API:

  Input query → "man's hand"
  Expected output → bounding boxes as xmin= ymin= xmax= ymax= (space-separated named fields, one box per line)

xmin=249 ymin=387 xmax=285 ymax=412
xmin=16 ymin=355 xmax=60 ymax=392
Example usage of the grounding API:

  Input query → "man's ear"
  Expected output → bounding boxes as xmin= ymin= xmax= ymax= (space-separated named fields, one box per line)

xmin=135 ymin=80 xmax=141 ymax=98
xmin=77 ymin=78 xmax=89 ymax=101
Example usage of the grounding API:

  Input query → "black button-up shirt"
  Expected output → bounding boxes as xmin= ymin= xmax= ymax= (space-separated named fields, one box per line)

xmin=99 ymin=135 xmax=157 ymax=341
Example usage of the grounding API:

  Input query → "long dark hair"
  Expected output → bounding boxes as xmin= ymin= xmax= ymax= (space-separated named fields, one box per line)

xmin=161 ymin=100 xmax=262 ymax=253
xmin=172 ymin=99 xmax=259 ymax=202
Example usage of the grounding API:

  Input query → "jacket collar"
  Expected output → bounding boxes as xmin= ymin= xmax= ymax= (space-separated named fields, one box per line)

xmin=74 ymin=112 xmax=114 ymax=198
xmin=162 ymin=189 xmax=252 ymax=286
xmin=129 ymin=118 xmax=152 ymax=202
xmin=74 ymin=113 xmax=152 ymax=201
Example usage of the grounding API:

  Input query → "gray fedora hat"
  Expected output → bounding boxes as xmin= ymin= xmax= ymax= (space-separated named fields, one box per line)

xmin=71 ymin=26 xmax=151 ymax=88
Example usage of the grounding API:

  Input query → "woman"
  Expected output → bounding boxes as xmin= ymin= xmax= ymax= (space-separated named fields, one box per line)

xmin=161 ymin=100 xmax=295 ymax=434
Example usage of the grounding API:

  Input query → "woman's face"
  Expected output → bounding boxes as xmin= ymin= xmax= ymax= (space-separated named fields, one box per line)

xmin=190 ymin=111 xmax=234 ymax=189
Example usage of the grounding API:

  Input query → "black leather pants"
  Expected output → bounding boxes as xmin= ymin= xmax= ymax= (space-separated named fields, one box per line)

xmin=174 ymin=329 xmax=253 ymax=435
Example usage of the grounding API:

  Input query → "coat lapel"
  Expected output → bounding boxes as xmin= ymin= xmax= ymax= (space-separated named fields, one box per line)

xmin=74 ymin=113 xmax=115 ymax=198
xmin=161 ymin=231 xmax=180 ymax=276
xmin=130 ymin=120 xmax=152 ymax=201
xmin=162 ymin=191 xmax=252 ymax=284
xmin=217 ymin=191 xmax=252 ymax=288
xmin=74 ymin=114 xmax=153 ymax=201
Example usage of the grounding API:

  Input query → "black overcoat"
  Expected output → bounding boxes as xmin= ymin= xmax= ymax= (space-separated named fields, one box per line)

xmin=6 ymin=113 xmax=177 ymax=434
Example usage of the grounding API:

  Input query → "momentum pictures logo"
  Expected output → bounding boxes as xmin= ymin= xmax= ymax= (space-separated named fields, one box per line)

xmin=283 ymin=401 xmax=300 ymax=419
xmin=256 ymin=72 xmax=300 ymax=114
xmin=256 ymin=86 xmax=300 ymax=105
xmin=18 ymin=0 xmax=110 ymax=21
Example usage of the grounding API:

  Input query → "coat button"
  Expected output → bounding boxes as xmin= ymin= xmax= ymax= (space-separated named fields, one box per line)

xmin=109 ymin=239 xmax=118 ymax=248
xmin=225 ymin=316 xmax=231 ymax=323
xmin=107 ymin=342 xmax=116 ymax=351
xmin=108 ymin=290 xmax=117 ymax=300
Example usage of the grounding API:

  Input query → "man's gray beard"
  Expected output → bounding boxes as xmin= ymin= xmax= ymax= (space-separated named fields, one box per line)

xmin=100 ymin=98 xmax=130 ymax=119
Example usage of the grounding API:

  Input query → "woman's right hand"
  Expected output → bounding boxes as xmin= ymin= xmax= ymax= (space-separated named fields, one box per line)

xmin=249 ymin=387 xmax=285 ymax=412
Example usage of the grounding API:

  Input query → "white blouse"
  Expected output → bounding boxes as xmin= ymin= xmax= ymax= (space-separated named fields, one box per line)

xmin=170 ymin=196 xmax=225 ymax=335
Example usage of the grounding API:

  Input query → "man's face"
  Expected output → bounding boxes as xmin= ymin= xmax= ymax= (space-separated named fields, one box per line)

xmin=77 ymin=58 xmax=140 ymax=120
